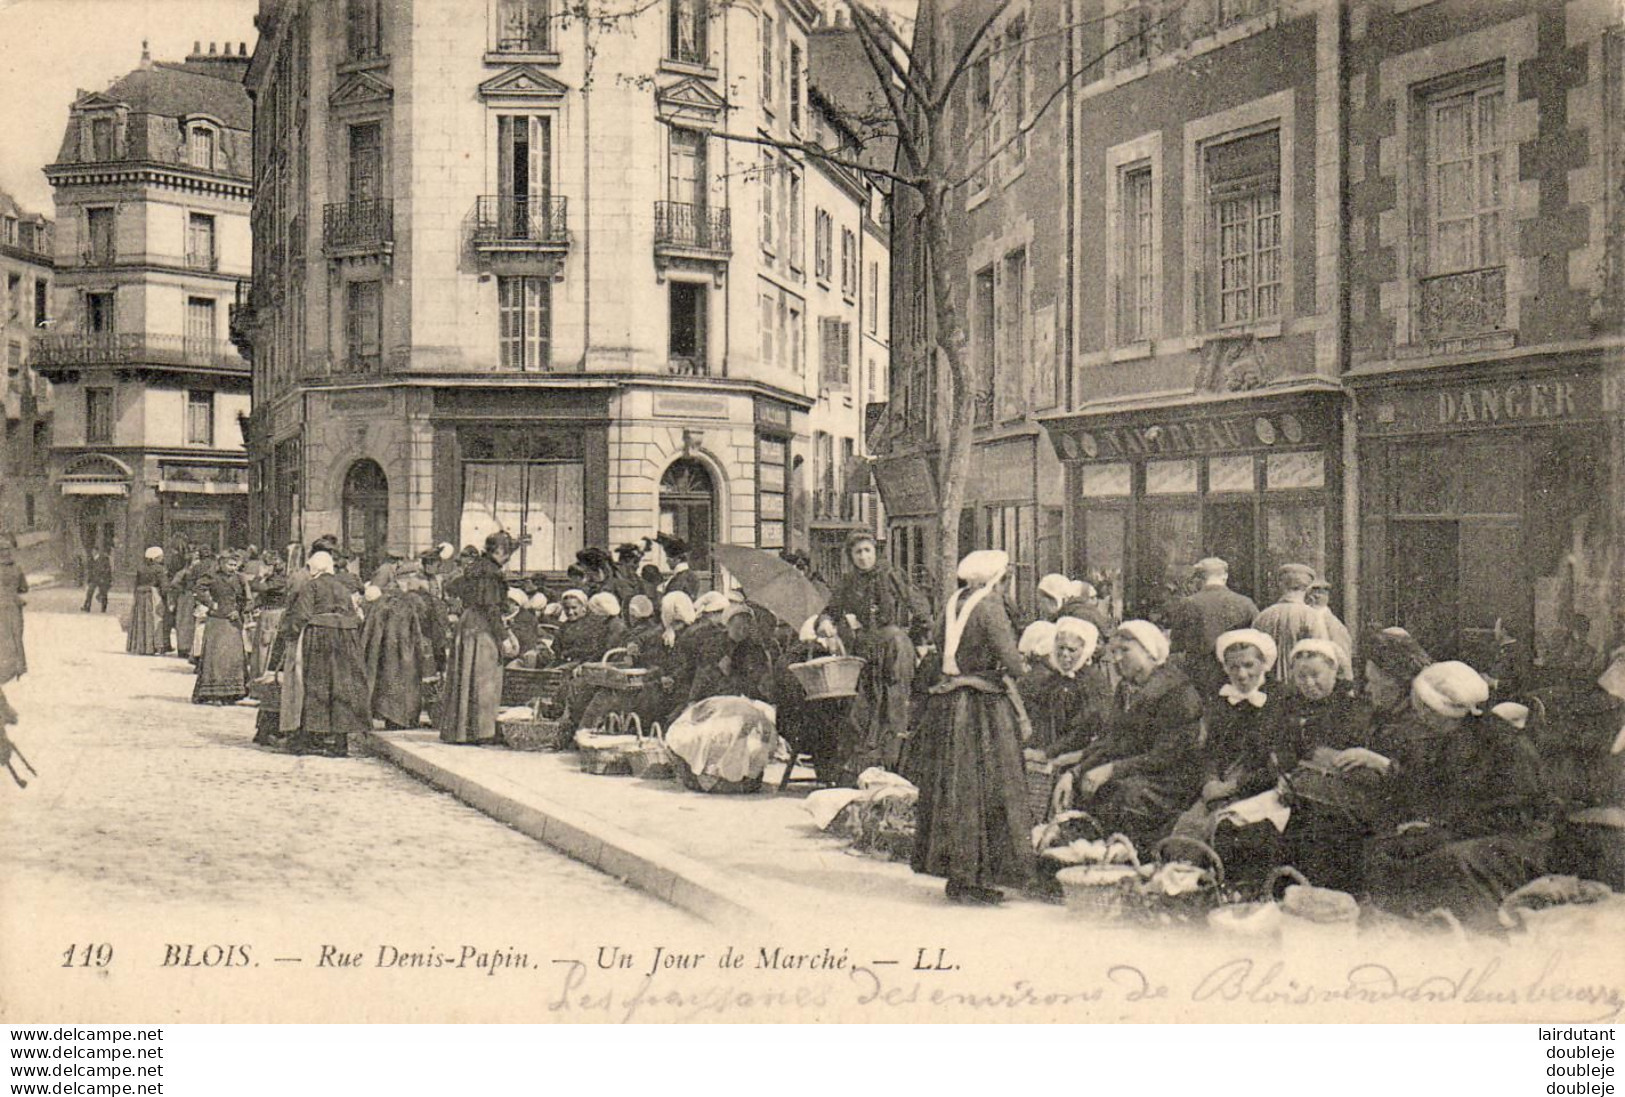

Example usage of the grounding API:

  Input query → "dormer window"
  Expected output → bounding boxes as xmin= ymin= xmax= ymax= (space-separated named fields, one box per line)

xmin=188 ymin=125 xmax=217 ymax=171
xmin=90 ymin=116 xmax=116 ymax=160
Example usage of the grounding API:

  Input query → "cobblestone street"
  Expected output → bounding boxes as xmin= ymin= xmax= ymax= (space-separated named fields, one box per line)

xmin=1 ymin=588 xmax=687 ymax=943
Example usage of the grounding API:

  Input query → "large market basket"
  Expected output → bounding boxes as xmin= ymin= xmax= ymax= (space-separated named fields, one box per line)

xmin=626 ymin=717 xmax=674 ymax=780
xmin=787 ymin=655 xmax=865 ymax=700
xmin=498 ymin=699 xmax=570 ymax=752
xmin=575 ymin=711 xmax=641 ymax=775
xmin=576 ymin=648 xmax=648 ymax=692
xmin=502 ymin=666 xmax=566 ymax=708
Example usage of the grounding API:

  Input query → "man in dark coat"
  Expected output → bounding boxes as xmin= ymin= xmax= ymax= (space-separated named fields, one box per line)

xmin=82 ymin=548 xmax=113 ymax=613
xmin=1166 ymin=557 xmax=1259 ymax=697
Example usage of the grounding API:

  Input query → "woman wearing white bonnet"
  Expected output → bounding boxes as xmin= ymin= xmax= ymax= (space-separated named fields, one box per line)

xmin=1049 ymin=619 xmax=1204 ymax=850
xmin=1018 ymin=620 xmax=1057 ymax=665
xmin=1037 ymin=572 xmax=1106 ymax=629
xmin=264 ymin=549 xmax=370 ymax=756
xmin=911 ymin=549 xmax=1042 ymax=905
xmin=1362 ymin=659 xmax=1551 ymax=930
xmin=1021 ymin=616 xmax=1110 ymax=756
xmin=127 ymin=547 xmax=170 ymax=655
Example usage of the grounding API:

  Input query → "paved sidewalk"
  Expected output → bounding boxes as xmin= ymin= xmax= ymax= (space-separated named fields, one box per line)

xmin=362 ymin=729 xmax=1082 ymax=935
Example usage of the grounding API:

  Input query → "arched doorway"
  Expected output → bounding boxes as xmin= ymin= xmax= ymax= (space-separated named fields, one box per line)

xmin=342 ymin=459 xmax=389 ymax=579
xmin=659 ymin=458 xmax=716 ymax=574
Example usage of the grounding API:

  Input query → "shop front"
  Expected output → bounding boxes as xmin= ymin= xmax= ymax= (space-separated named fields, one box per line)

xmin=1352 ymin=358 xmax=1620 ymax=671
xmin=156 ymin=460 xmax=249 ymax=552
xmin=1041 ymin=391 xmax=1344 ymax=625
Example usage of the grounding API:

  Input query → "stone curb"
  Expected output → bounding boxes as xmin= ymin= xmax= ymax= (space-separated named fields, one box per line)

xmin=358 ymin=730 xmax=765 ymax=930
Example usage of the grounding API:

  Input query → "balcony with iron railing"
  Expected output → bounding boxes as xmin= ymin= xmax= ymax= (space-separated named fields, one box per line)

xmin=31 ymin=332 xmax=249 ymax=375
xmin=653 ymin=202 xmax=731 ymax=256
xmin=470 ymin=195 xmax=569 ymax=252
xmin=1417 ymin=266 xmax=1506 ymax=344
xmin=228 ymin=279 xmax=254 ymax=359
xmin=323 ymin=199 xmax=393 ymax=255
xmin=79 ymin=245 xmax=117 ymax=267
xmin=184 ymin=249 xmax=219 ymax=272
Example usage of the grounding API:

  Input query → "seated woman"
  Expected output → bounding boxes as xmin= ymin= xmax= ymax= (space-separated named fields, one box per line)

xmin=714 ymin=607 xmax=774 ymax=703
xmin=1021 ymin=617 xmax=1109 ymax=756
xmin=1052 ymin=620 xmax=1204 ymax=851
xmin=771 ymin=615 xmax=852 ymax=784
xmin=1037 ymin=574 xmax=1111 ymax=633
xmin=682 ymin=592 xmax=734 ymax=705
xmin=1360 ymin=660 xmax=1553 ymax=930
xmin=563 ymin=592 xmax=632 ymax=732
xmin=622 ymin=595 xmax=662 ymax=665
xmin=551 ymin=590 xmax=595 ymax=663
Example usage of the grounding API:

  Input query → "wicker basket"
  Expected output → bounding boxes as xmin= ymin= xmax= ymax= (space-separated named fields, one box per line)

xmin=574 ymin=711 xmax=641 ymax=775
xmin=501 ymin=666 xmax=566 ymax=708
xmin=1025 ymin=759 xmax=1057 ymax=825
xmin=498 ymin=700 xmax=570 ymax=752
xmin=576 ymin=649 xmax=648 ymax=691
xmin=626 ymin=717 xmax=675 ymax=780
xmin=671 ymin=753 xmax=764 ymax=795
xmin=788 ymin=655 xmax=866 ymax=700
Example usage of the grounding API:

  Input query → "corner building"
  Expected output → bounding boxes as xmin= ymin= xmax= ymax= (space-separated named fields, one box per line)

xmin=242 ymin=0 xmax=888 ymax=579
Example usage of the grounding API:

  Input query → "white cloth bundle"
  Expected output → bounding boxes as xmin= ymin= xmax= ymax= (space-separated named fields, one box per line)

xmin=665 ymin=696 xmax=779 ymax=783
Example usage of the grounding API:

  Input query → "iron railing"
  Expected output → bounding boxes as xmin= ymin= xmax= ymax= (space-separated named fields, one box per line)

xmin=32 ymin=332 xmax=248 ymax=372
xmin=79 ymin=246 xmax=117 ymax=267
xmin=667 ymin=355 xmax=709 ymax=377
xmin=1417 ymin=266 xmax=1506 ymax=342
xmin=184 ymin=249 xmax=219 ymax=272
xmin=470 ymin=195 xmax=569 ymax=247
xmin=322 ymin=199 xmax=393 ymax=252
xmin=653 ymin=201 xmax=730 ymax=254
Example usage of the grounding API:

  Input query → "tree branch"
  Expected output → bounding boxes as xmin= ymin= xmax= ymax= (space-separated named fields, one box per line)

xmin=848 ymin=8 xmax=927 ymax=178
xmin=932 ymin=0 xmax=1015 ymax=113
xmin=709 ymin=129 xmax=926 ymax=190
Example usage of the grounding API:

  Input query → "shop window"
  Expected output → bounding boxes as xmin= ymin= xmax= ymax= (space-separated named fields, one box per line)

xmin=757 ymin=435 xmax=788 ymax=549
xmin=1457 ymin=437 xmax=1520 ymax=515
xmin=1264 ymin=450 xmax=1323 ymax=491
xmin=1135 ymin=504 xmax=1199 ymax=618
xmin=461 ymin=461 xmax=584 ymax=573
xmin=498 ymin=275 xmax=551 ymax=371
xmin=1392 ymin=441 xmax=1454 ymax=514
xmin=1080 ymin=462 xmax=1132 ymax=497
xmin=86 ymin=387 xmax=113 ymax=444
xmin=496 ymin=0 xmax=551 ymax=53
xmin=1146 ymin=458 xmax=1197 ymax=494
xmin=1207 ymin=455 xmax=1255 ymax=493
xmin=1263 ymin=502 xmax=1324 ymax=586
xmin=186 ymin=391 xmax=215 ymax=446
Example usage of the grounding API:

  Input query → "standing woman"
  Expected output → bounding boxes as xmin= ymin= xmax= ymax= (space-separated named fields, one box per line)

xmin=172 ymin=550 xmax=204 ymax=661
xmin=0 ymin=535 xmax=26 ymax=726
xmin=911 ymin=550 xmax=1038 ymax=905
xmin=192 ymin=552 xmax=251 ymax=705
xmin=248 ymin=556 xmax=289 ymax=681
xmin=267 ymin=550 xmax=368 ymax=756
xmin=127 ymin=547 xmax=169 ymax=655
xmin=437 ymin=531 xmax=515 ymax=745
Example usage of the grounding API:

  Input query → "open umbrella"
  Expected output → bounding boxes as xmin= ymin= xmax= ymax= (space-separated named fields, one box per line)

xmin=710 ymin=543 xmax=830 ymax=630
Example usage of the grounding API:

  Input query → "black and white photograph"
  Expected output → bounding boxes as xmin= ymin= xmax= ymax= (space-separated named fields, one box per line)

xmin=1 ymin=0 xmax=1623 ymax=1044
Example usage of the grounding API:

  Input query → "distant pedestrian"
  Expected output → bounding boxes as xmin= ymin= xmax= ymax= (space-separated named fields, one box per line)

xmin=1252 ymin=564 xmax=1334 ymax=682
xmin=82 ymin=548 xmax=113 ymax=613
xmin=1306 ymin=578 xmax=1354 ymax=680
xmin=1166 ymin=557 xmax=1260 ymax=696
xmin=192 ymin=552 xmax=250 ymax=705
xmin=126 ymin=547 xmax=169 ymax=656
xmin=437 ymin=532 xmax=515 ymax=745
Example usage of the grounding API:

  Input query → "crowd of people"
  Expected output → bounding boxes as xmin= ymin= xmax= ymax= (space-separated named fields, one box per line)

xmin=100 ymin=527 xmax=1625 ymax=928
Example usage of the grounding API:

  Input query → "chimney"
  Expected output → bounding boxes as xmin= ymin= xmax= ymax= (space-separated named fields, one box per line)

xmin=140 ymin=39 xmax=152 ymax=68
xmin=182 ymin=38 xmax=252 ymax=81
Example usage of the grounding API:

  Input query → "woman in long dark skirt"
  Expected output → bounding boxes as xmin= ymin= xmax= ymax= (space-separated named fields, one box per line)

xmin=0 ymin=535 xmax=27 ymax=727
xmin=437 ymin=532 xmax=514 ymax=745
xmin=266 ymin=550 xmax=368 ymax=756
xmin=911 ymin=550 xmax=1038 ymax=905
xmin=126 ymin=547 xmax=169 ymax=656
xmin=192 ymin=552 xmax=250 ymax=705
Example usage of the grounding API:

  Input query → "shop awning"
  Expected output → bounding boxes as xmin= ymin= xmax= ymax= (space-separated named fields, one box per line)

xmin=60 ymin=480 xmax=129 ymax=496
xmin=158 ymin=480 xmax=248 ymax=495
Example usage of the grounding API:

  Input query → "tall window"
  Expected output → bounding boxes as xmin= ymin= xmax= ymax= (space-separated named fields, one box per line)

xmin=973 ymin=266 xmax=995 ymax=424
xmin=186 ymin=391 xmax=215 ymax=446
xmin=786 ymin=167 xmax=803 ymax=270
xmin=670 ymin=128 xmax=707 ymax=209
xmin=349 ymin=122 xmax=382 ymax=202
xmin=345 ymin=281 xmax=382 ymax=372
xmin=760 ymin=14 xmax=774 ymax=108
xmin=841 ymin=228 xmax=857 ymax=297
xmin=670 ymin=282 xmax=708 ymax=372
xmin=497 ymin=0 xmax=551 ymax=52
xmin=347 ymin=0 xmax=381 ymax=59
xmin=85 ymin=292 xmax=115 ymax=334
xmin=90 ymin=116 xmax=116 ymax=160
xmin=86 ymin=388 xmax=113 ymax=444
xmin=866 ymin=262 xmax=879 ymax=333
xmin=498 ymin=115 xmax=552 ymax=236
xmin=187 ymin=213 xmax=217 ymax=270
xmin=757 ymin=435 xmax=788 ymax=549
xmin=787 ymin=300 xmax=803 ymax=376
xmin=760 ymin=150 xmax=776 ymax=254
xmin=1428 ymin=79 xmax=1504 ymax=276
xmin=789 ymin=42 xmax=803 ymax=130
xmin=188 ymin=126 xmax=216 ymax=171
xmin=86 ymin=207 xmax=114 ymax=264
xmin=819 ymin=316 xmax=851 ymax=389
xmin=185 ymin=297 xmax=216 ymax=349
xmin=1206 ymin=130 xmax=1280 ymax=326
xmin=969 ymin=57 xmax=992 ymax=193
xmin=498 ymin=275 xmax=551 ymax=371
xmin=668 ymin=0 xmax=708 ymax=65
xmin=999 ymin=248 xmax=1027 ymax=420
xmin=814 ymin=209 xmax=832 ymax=281
xmin=1005 ymin=17 xmax=1027 ymax=169
xmin=760 ymin=291 xmax=777 ymax=369
xmin=1117 ymin=164 xmax=1155 ymax=343
xmin=33 ymin=280 xmax=47 ymax=328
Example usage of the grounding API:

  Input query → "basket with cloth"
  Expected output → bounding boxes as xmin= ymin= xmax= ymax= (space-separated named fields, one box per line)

xmin=498 ymin=698 xmax=570 ymax=751
xmin=665 ymin=695 xmax=779 ymax=794
xmin=575 ymin=710 xmax=643 ymax=775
